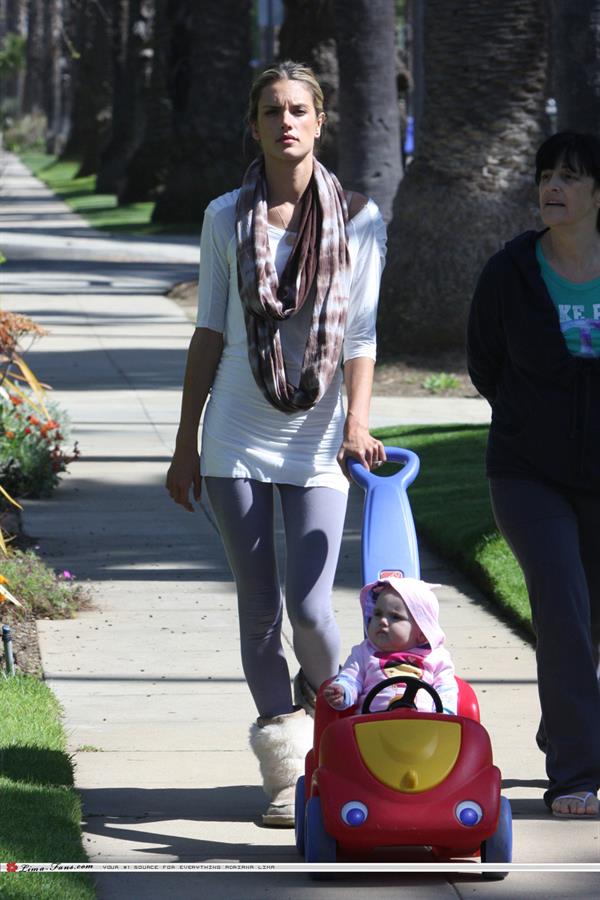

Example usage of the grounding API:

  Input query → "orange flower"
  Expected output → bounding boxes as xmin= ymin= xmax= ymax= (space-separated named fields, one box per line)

xmin=28 ymin=415 xmax=40 ymax=426
xmin=5 ymin=430 xmax=15 ymax=439
xmin=0 ymin=575 xmax=9 ymax=585
xmin=9 ymin=395 xmax=22 ymax=406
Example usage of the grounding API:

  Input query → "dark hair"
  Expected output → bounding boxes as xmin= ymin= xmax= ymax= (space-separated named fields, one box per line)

xmin=535 ymin=131 xmax=600 ymax=232
xmin=535 ymin=131 xmax=600 ymax=186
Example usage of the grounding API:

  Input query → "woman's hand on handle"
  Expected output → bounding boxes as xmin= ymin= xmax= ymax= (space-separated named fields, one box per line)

xmin=337 ymin=412 xmax=386 ymax=479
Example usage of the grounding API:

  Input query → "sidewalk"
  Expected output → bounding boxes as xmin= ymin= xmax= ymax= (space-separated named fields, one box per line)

xmin=1 ymin=152 xmax=598 ymax=898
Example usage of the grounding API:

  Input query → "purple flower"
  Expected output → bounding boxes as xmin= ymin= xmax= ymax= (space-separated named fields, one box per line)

xmin=61 ymin=570 xmax=72 ymax=580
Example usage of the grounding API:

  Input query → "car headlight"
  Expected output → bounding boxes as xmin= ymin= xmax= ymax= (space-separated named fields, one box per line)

xmin=455 ymin=800 xmax=483 ymax=826
xmin=341 ymin=800 xmax=368 ymax=826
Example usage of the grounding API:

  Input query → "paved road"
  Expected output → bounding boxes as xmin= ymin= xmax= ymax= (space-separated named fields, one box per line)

xmin=1 ymin=152 xmax=598 ymax=898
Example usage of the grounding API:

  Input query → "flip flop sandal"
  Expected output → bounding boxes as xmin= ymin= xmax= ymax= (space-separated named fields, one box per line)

xmin=552 ymin=792 xmax=599 ymax=818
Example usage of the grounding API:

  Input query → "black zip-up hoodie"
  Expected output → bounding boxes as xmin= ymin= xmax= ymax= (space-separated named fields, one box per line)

xmin=467 ymin=229 xmax=600 ymax=493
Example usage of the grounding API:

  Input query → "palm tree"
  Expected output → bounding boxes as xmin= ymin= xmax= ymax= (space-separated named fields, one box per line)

xmin=550 ymin=0 xmax=600 ymax=133
xmin=379 ymin=0 xmax=548 ymax=355
xmin=333 ymin=0 xmax=401 ymax=223
xmin=44 ymin=0 xmax=72 ymax=155
xmin=278 ymin=0 xmax=339 ymax=173
xmin=118 ymin=0 xmax=172 ymax=204
xmin=22 ymin=0 xmax=44 ymax=113
xmin=152 ymin=0 xmax=253 ymax=224
xmin=96 ymin=0 xmax=149 ymax=195
xmin=61 ymin=0 xmax=113 ymax=176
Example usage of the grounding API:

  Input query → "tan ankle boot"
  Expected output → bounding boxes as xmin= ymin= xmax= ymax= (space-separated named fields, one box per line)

xmin=249 ymin=707 xmax=313 ymax=827
xmin=292 ymin=669 xmax=317 ymax=717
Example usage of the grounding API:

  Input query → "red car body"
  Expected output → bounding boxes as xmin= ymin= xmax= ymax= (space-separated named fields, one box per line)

xmin=297 ymin=677 xmax=508 ymax=864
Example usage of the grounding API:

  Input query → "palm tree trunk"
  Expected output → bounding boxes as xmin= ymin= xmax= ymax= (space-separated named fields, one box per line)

xmin=22 ymin=0 xmax=44 ymax=113
xmin=278 ymin=0 xmax=339 ymax=173
xmin=61 ymin=0 xmax=113 ymax=174
xmin=118 ymin=0 xmax=172 ymax=204
xmin=44 ymin=0 xmax=69 ymax=155
xmin=96 ymin=0 xmax=148 ymax=195
xmin=152 ymin=0 xmax=252 ymax=224
xmin=379 ymin=0 xmax=548 ymax=354
xmin=550 ymin=0 xmax=600 ymax=133
xmin=333 ymin=0 xmax=402 ymax=223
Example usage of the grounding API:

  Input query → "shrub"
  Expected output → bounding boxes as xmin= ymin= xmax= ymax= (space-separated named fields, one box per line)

xmin=2 ymin=111 xmax=47 ymax=153
xmin=422 ymin=372 xmax=461 ymax=394
xmin=0 ymin=393 xmax=79 ymax=498
xmin=0 ymin=551 xmax=89 ymax=619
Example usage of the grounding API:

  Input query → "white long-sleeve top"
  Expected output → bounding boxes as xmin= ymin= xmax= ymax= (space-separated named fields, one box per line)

xmin=196 ymin=189 xmax=386 ymax=494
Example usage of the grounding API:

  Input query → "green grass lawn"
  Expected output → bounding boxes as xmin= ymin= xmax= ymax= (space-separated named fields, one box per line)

xmin=372 ymin=424 xmax=533 ymax=638
xmin=0 ymin=676 xmax=95 ymax=899
xmin=19 ymin=153 xmax=200 ymax=236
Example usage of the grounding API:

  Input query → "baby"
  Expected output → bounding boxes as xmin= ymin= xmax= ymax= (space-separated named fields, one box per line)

xmin=323 ymin=576 xmax=457 ymax=714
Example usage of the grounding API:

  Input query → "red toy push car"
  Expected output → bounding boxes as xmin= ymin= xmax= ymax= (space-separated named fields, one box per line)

xmin=294 ymin=447 xmax=512 ymax=875
xmin=295 ymin=675 xmax=511 ymax=875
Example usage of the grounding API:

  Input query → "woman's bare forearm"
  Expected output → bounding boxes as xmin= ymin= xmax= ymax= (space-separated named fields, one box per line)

xmin=337 ymin=356 xmax=385 ymax=476
xmin=175 ymin=327 xmax=224 ymax=449
xmin=166 ymin=327 xmax=224 ymax=511
xmin=343 ymin=356 xmax=376 ymax=430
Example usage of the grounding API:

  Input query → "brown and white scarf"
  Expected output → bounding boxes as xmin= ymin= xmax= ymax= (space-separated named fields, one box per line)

xmin=236 ymin=157 xmax=351 ymax=412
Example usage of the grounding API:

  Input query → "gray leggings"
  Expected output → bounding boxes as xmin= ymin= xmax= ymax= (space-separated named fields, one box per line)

xmin=204 ymin=477 xmax=346 ymax=718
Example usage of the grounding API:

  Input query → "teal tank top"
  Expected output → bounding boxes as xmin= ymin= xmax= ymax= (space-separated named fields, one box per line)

xmin=536 ymin=242 xmax=600 ymax=357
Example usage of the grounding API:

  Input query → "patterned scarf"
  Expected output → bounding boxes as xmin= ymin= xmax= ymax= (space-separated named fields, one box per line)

xmin=236 ymin=157 xmax=350 ymax=412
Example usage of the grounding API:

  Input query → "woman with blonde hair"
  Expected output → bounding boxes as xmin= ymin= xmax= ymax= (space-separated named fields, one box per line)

xmin=166 ymin=61 xmax=386 ymax=826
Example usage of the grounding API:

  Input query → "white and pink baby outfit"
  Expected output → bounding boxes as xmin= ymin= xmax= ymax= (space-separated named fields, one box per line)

xmin=329 ymin=576 xmax=458 ymax=714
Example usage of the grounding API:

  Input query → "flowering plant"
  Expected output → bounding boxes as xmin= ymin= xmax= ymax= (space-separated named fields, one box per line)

xmin=0 ymin=391 xmax=79 ymax=498
xmin=0 ymin=307 xmax=81 ymax=555
xmin=0 ymin=572 xmax=22 ymax=608
xmin=0 ymin=309 xmax=47 ymax=356
xmin=0 ymin=552 xmax=88 ymax=619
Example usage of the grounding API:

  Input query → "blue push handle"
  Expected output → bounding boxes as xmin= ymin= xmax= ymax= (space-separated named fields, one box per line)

xmin=346 ymin=446 xmax=420 ymax=490
xmin=347 ymin=446 xmax=421 ymax=586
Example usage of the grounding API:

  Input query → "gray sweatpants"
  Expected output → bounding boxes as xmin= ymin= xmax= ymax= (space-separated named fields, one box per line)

xmin=204 ymin=477 xmax=346 ymax=719
xmin=490 ymin=477 xmax=600 ymax=807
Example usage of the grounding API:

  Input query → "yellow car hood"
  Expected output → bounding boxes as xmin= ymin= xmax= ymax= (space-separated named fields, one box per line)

xmin=354 ymin=718 xmax=461 ymax=793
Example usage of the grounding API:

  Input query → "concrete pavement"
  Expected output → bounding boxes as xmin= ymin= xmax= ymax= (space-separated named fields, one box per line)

xmin=1 ymin=151 xmax=599 ymax=898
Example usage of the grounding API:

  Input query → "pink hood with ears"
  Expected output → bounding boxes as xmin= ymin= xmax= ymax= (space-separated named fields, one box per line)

xmin=359 ymin=576 xmax=445 ymax=650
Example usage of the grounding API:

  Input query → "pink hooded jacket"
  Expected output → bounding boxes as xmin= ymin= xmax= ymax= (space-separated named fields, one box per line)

xmin=330 ymin=576 xmax=457 ymax=714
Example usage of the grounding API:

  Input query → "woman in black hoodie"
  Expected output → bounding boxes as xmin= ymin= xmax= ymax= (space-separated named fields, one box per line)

xmin=468 ymin=132 xmax=600 ymax=819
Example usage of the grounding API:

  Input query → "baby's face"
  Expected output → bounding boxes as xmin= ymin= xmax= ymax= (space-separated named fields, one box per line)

xmin=367 ymin=588 xmax=424 ymax=652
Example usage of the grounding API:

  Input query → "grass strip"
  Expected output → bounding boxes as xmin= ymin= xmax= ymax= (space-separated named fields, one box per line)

xmin=372 ymin=424 xmax=533 ymax=639
xmin=0 ymin=676 xmax=95 ymax=899
xmin=18 ymin=153 xmax=199 ymax=236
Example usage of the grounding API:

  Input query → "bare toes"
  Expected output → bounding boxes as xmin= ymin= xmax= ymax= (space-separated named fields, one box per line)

xmin=552 ymin=792 xmax=598 ymax=816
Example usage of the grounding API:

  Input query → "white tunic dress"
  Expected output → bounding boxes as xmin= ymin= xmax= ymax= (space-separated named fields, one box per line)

xmin=196 ymin=189 xmax=386 ymax=495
